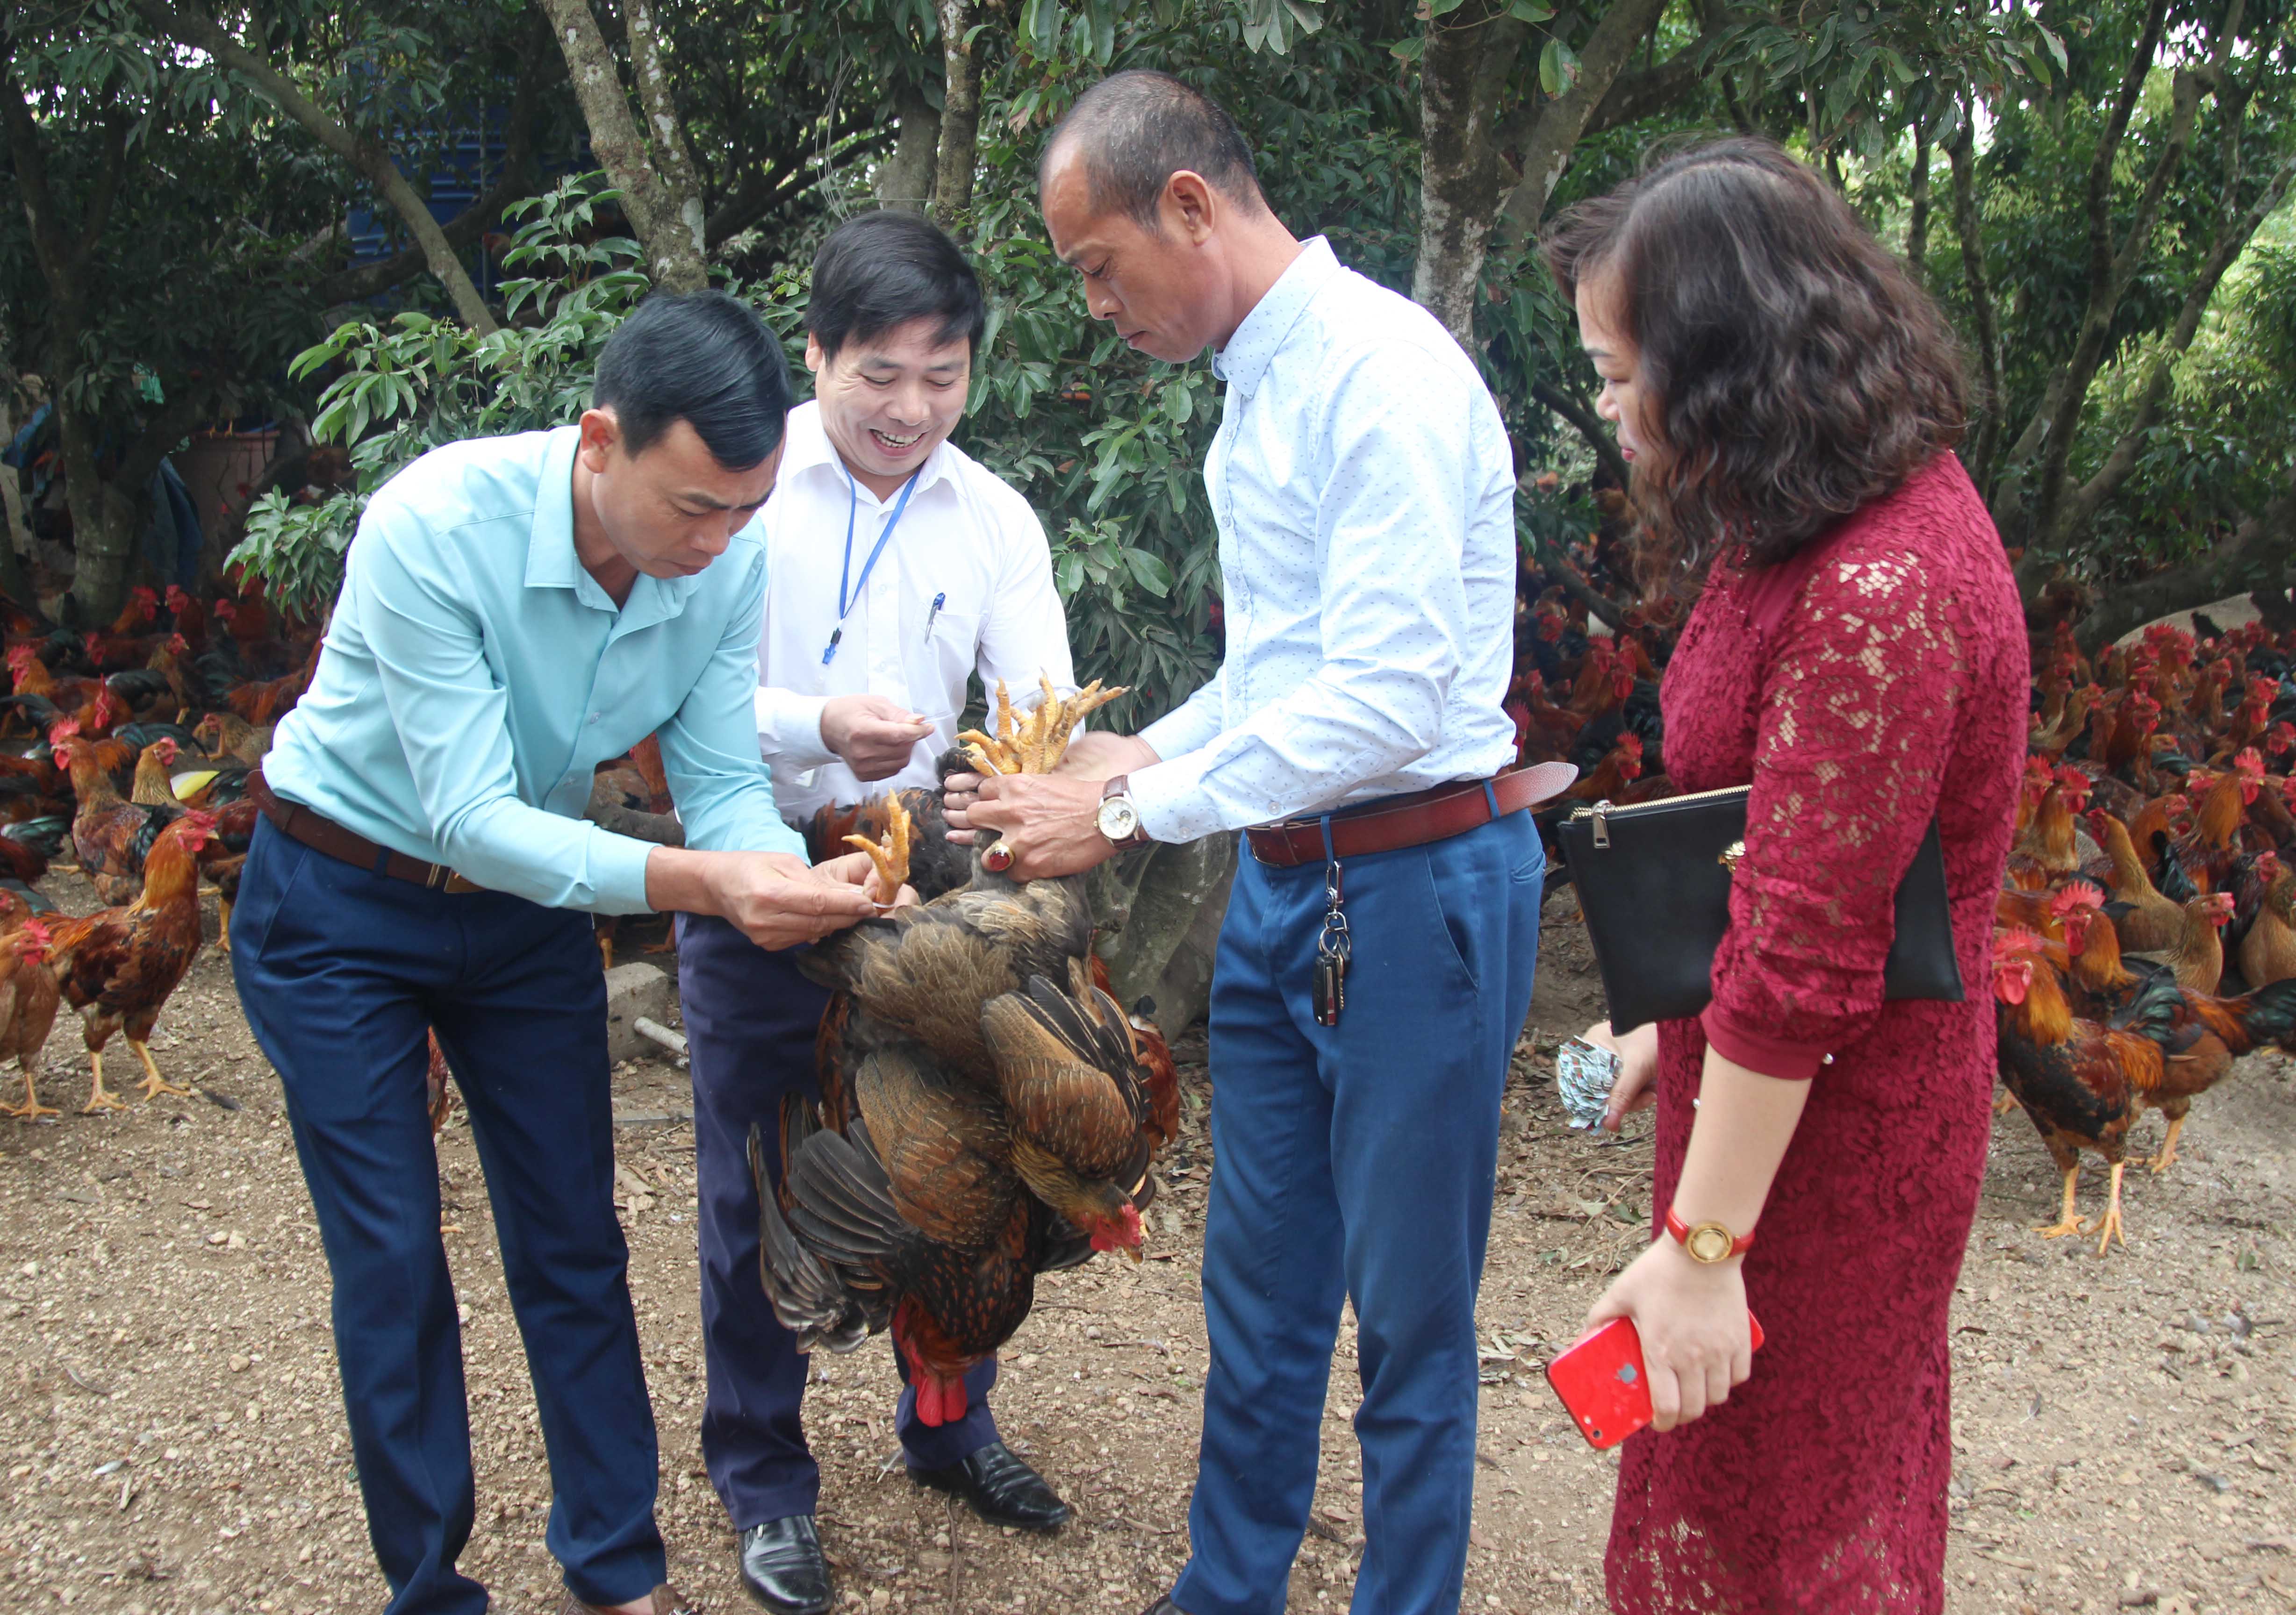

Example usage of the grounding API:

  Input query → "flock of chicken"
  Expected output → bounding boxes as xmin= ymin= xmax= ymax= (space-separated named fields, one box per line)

xmin=1510 ymin=590 xmax=2296 ymax=1260
xmin=0 ymin=583 xmax=309 ymax=1119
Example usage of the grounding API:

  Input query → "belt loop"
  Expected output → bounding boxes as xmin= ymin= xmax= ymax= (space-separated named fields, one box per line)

xmin=1482 ymin=779 xmax=1501 ymax=821
xmin=1317 ymin=814 xmax=1336 ymax=866
xmin=371 ymin=845 xmax=393 ymax=878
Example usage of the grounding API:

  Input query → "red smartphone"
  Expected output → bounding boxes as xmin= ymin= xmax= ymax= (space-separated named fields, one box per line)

xmin=1543 ymin=1311 xmax=1766 ymax=1450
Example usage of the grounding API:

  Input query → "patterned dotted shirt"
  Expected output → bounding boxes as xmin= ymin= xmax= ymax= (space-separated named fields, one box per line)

xmin=1132 ymin=236 xmax=1521 ymax=843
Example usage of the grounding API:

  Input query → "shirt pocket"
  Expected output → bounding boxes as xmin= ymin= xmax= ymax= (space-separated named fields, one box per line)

xmin=914 ymin=607 xmax=983 ymax=712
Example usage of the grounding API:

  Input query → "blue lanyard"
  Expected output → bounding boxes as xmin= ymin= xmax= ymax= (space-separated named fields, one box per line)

xmin=823 ymin=465 xmax=921 ymax=666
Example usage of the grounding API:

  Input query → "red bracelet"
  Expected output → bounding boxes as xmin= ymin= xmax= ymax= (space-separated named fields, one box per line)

xmin=1665 ymin=1207 xmax=1756 ymax=1264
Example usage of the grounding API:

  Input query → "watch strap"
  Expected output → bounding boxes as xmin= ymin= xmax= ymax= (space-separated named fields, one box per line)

xmin=1099 ymin=774 xmax=1149 ymax=848
xmin=1664 ymin=1206 xmax=1755 ymax=1259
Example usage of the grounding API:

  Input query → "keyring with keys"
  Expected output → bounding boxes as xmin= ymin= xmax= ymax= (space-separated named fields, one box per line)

xmin=1313 ymin=854 xmax=1350 ymax=1027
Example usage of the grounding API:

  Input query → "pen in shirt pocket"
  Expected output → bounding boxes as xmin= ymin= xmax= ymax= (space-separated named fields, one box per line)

xmin=923 ymin=592 xmax=946 ymax=641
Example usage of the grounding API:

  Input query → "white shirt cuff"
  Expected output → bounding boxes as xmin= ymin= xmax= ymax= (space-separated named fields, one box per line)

xmin=755 ymin=686 xmax=838 ymax=771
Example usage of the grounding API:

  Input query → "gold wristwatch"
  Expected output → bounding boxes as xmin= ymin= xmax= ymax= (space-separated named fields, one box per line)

xmin=1665 ymin=1207 xmax=1756 ymax=1264
xmin=1096 ymin=775 xmax=1151 ymax=850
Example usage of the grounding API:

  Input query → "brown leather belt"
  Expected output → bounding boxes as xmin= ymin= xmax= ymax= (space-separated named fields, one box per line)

xmin=250 ymin=773 xmax=485 ymax=893
xmin=1244 ymin=760 xmax=1578 ymax=867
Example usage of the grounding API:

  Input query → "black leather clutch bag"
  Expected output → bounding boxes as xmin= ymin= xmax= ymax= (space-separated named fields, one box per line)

xmin=1554 ymin=786 xmax=1963 ymax=1035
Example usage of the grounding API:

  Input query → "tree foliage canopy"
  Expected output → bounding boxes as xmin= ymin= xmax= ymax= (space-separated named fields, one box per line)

xmin=4 ymin=0 xmax=2291 ymax=665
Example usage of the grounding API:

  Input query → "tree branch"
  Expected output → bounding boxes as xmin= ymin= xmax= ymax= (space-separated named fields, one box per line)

xmin=131 ymin=0 xmax=500 ymax=333
xmin=1532 ymin=377 xmax=1629 ymax=496
xmin=1411 ymin=2 xmax=1528 ymax=339
xmin=1945 ymin=116 xmax=2004 ymax=491
xmin=2072 ymin=466 xmax=2296 ymax=653
xmin=2056 ymin=148 xmax=2296 ymax=543
xmin=312 ymin=51 xmax=546 ymax=306
xmin=1493 ymin=0 xmax=1675 ymax=247
xmin=1579 ymin=41 xmax=1706 ymax=138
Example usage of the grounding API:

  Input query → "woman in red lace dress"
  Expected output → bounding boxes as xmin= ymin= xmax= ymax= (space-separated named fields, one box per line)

xmin=1547 ymin=140 xmax=2028 ymax=1612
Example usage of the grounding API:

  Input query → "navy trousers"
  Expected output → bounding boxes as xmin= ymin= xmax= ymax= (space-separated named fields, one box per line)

xmin=675 ymin=913 xmax=999 ymax=1528
xmin=1173 ymin=810 xmax=1543 ymax=1615
xmin=230 ymin=820 xmax=665 ymax=1615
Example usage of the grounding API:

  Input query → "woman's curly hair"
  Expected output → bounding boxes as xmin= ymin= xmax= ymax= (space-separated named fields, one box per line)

xmin=1542 ymin=137 xmax=1965 ymax=587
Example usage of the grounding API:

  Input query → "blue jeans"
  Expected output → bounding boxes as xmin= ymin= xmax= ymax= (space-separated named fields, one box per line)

xmin=230 ymin=820 xmax=666 ymax=1615
xmin=1174 ymin=810 xmax=1543 ymax=1615
xmin=674 ymin=913 xmax=1001 ymax=1528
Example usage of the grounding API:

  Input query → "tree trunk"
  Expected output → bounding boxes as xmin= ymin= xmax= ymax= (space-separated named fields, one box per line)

xmin=876 ymin=79 xmax=941 ymax=212
xmin=535 ymin=0 xmax=708 ymax=292
xmin=621 ymin=0 xmax=708 ymax=277
xmin=1945 ymin=118 xmax=2005 ymax=490
xmin=133 ymin=1 xmax=501 ymax=334
xmin=932 ymin=0 xmax=982 ymax=227
xmin=1410 ymin=3 xmax=1528 ymax=343
xmin=1905 ymin=112 xmax=1933 ymax=282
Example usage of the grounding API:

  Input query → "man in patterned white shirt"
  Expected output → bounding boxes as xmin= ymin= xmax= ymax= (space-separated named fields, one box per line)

xmin=950 ymin=71 xmax=1563 ymax=1615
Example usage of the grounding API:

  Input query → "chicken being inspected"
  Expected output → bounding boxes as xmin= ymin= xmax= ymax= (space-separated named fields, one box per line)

xmin=756 ymin=679 xmax=1176 ymax=1426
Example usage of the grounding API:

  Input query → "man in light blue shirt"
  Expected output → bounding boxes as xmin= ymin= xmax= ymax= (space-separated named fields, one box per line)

xmin=234 ymin=290 xmax=886 ymax=1615
xmin=956 ymin=74 xmax=1561 ymax=1615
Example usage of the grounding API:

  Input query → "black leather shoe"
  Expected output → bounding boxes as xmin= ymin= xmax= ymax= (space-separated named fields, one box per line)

xmin=1138 ymin=1599 xmax=1190 ymax=1615
xmin=735 ymin=1516 xmax=831 ymax=1615
xmin=908 ymin=1440 xmax=1071 ymax=1530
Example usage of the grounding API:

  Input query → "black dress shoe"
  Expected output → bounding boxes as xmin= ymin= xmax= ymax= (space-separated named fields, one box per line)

xmin=1137 ymin=1599 xmax=1189 ymax=1615
xmin=735 ymin=1516 xmax=830 ymax=1615
xmin=908 ymin=1440 xmax=1071 ymax=1530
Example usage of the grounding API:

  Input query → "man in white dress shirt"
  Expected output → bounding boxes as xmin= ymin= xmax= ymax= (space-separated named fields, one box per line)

xmin=675 ymin=212 xmax=1076 ymax=1615
xmin=953 ymin=73 xmax=1564 ymax=1615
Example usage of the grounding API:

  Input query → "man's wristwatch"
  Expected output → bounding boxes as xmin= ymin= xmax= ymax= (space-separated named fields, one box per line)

xmin=1096 ymin=775 xmax=1152 ymax=850
xmin=1665 ymin=1207 xmax=1756 ymax=1264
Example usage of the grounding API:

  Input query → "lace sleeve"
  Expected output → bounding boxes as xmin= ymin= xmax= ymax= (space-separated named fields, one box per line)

xmin=1701 ymin=544 xmax=1967 ymax=1079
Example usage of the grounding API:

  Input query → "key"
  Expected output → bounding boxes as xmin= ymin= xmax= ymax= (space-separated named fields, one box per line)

xmin=1313 ymin=948 xmax=1346 ymax=1027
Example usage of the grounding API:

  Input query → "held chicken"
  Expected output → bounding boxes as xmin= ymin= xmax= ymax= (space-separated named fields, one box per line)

xmin=44 ymin=812 xmax=218 ymax=1111
xmin=761 ymin=679 xmax=1172 ymax=1427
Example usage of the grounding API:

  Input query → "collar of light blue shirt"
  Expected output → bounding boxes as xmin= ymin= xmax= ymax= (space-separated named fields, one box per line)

xmin=519 ymin=425 xmax=704 ymax=631
xmin=1211 ymin=236 xmax=1342 ymax=399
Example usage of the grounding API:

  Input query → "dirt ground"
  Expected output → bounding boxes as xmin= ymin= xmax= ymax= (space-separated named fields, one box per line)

xmin=5 ymin=879 xmax=2296 ymax=1615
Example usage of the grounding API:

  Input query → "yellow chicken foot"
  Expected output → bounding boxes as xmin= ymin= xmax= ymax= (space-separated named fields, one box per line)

xmin=2033 ymin=1163 xmax=2085 ymax=1239
xmin=2147 ymin=1116 xmax=2185 ymax=1175
xmin=1993 ymin=1086 xmax=2018 ymax=1118
xmin=2085 ymin=1161 xmax=2129 ymax=1254
xmin=844 ymin=799 xmax=914 ymax=897
xmin=217 ymin=898 xmax=234 ymax=954
xmin=81 ymin=1051 xmax=128 ymax=1115
xmin=128 ymin=1038 xmax=192 ymax=1100
xmin=3 ymin=1067 xmax=57 ymax=1120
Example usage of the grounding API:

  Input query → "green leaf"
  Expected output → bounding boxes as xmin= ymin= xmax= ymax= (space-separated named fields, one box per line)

xmin=1539 ymin=38 xmax=1579 ymax=95
xmin=1162 ymin=384 xmax=1193 ymax=425
xmin=1389 ymin=35 xmax=1426 ymax=62
xmin=1122 ymin=549 xmax=1173 ymax=597
xmin=1507 ymin=0 xmax=1554 ymax=20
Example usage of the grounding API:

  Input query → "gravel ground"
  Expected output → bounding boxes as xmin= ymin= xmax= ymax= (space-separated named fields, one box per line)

xmin=3 ymin=881 xmax=2296 ymax=1614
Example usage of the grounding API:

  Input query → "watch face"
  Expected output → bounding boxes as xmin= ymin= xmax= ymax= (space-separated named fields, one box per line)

xmin=1686 ymin=1224 xmax=1734 ymax=1264
xmin=1098 ymin=797 xmax=1140 ymax=842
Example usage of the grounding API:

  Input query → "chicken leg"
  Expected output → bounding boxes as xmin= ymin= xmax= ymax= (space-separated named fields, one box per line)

xmin=2147 ymin=1115 xmax=2186 ymax=1175
xmin=1994 ymin=1086 xmax=2019 ymax=1118
xmin=845 ymin=798 xmax=914 ymax=901
xmin=2085 ymin=1161 xmax=2129 ymax=1254
xmin=128 ymin=1038 xmax=191 ymax=1100
xmin=2034 ymin=1163 xmax=2085 ymax=1240
xmin=2 ymin=1065 xmax=56 ymax=1120
xmin=216 ymin=899 xmax=233 ymax=954
xmin=81 ymin=1051 xmax=127 ymax=1114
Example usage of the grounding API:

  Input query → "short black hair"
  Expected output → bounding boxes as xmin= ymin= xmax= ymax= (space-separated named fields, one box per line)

xmin=593 ymin=288 xmax=790 ymax=469
xmin=1039 ymin=71 xmax=1266 ymax=231
xmin=806 ymin=211 xmax=986 ymax=362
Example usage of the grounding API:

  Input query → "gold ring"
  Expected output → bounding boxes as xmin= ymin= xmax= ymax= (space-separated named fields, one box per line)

xmin=982 ymin=839 xmax=1016 ymax=873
